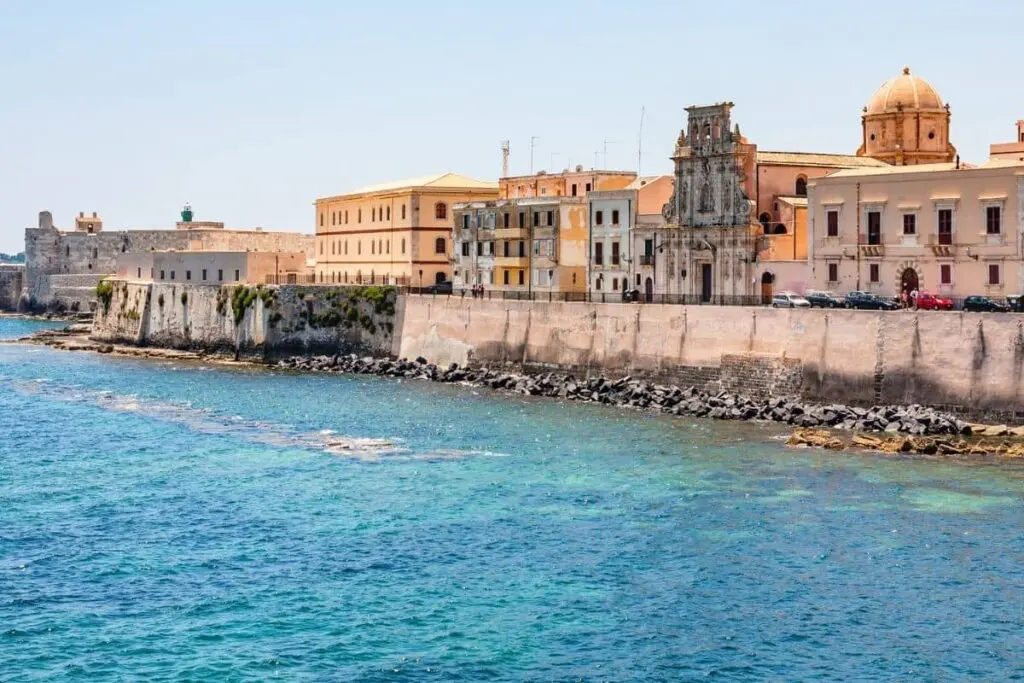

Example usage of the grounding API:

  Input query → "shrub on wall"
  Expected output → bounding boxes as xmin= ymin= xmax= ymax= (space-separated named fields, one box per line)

xmin=95 ymin=280 xmax=114 ymax=314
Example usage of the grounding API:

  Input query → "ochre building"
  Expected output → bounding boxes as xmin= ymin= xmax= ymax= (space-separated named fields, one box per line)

xmin=314 ymin=173 xmax=497 ymax=288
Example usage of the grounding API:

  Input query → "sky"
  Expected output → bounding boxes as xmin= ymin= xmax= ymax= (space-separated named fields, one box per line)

xmin=1 ymin=0 xmax=1021 ymax=252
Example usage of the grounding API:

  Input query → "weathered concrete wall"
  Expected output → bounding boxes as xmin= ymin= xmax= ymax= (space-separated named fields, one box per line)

xmin=91 ymin=282 xmax=399 ymax=358
xmin=0 ymin=265 xmax=24 ymax=311
xmin=397 ymin=297 xmax=1024 ymax=421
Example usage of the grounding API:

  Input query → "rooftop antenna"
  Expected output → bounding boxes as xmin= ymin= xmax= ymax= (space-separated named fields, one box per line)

xmin=602 ymin=139 xmax=616 ymax=168
xmin=637 ymin=106 xmax=646 ymax=178
xmin=529 ymin=136 xmax=539 ymax=174
xmin=501 ymin=140 xmax=510 ymax=178
xmin=549 ymin=151 xmax=561 ymax=170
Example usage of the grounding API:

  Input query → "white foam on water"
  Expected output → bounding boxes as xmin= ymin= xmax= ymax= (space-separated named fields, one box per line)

xmin=4 ymin=378 xmax=499 ymax=463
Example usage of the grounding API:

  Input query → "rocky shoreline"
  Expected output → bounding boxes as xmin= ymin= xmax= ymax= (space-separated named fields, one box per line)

xmin=276 ymin=354 xmax=974 ymax=438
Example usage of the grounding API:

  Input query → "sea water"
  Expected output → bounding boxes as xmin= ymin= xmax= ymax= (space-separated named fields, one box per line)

xmin=1 ymin=319 xmax=1022 ymax=681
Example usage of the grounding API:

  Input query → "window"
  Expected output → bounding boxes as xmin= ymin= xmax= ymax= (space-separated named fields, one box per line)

xmin=401 ymin=204 xmax=406 ymax=220
xmin=612 ymin=209 xmax=620 ymax=225
xmin=371 ymin=241 xmax=375 ymax=255
xmin=372 ymin=207 xmax=376 ymax=222
xmin=319 ymin=213 xmax=323 ymax=227
xmin=594 ymin=242 xmax=604 ymax=266
xmin=795 ymin=177 xmax=808 ymax=196
xmin=345 ymin=240 xmax=348 ymax=255
xmin=595 ymin=276 xmax=602 ymax=290
xmin=503 ymin=213 xmax=510 ymax=228
xmin=160 ymin=270 xmax=165 ymax=280
xmin=503 ymin=270 xmax=510 ymax=285
xmin=319 ymin=241 xmax=323 ymax=256
xmin=903 ymin=213 xmax=916 ymax=235
xmin=332 ymin=242 xmax=336 ymax=256
xmin=235 ymin=269 xmax=240 ymax=281
xmin=462 ymin=242 xmax=470 ymax=257
xmin=200 ymin=269 xmax=205 ymax=281
xmin=518 ymin=270 xmax=524 ymax=286
xmin=186 ymin=270 xmax=191 ymax=281
xmin=869 ymin=263 xmax=879 ymax=283
xmin=533 ymin=212 xmax=540 ymax=226
xmin=331 ymin=212 xmax=336 ymax=226
xmin=345 ymin=210 xmax=349 ymax=224
xmin=386 ymin=241 xmax=389 ymax=254
xmin=170 ymin=271 xmax=175 ymax=280
xmin=940 ymin=264 xmax=951 ymax=285
xmin=986 ymin=206 xmax=1001 ymax=234
xmin=386 ymin=206 xmax=391 ymax=220
xmin=585 ymin=183 xmax=591 ymax=192
xmin=463 ymin=214 xmax=470 ymax=230
xmin=519 ymin=211 xmax=525 ymax=227
xmin=358 ymin=209 xmax=362 ymax=223
xmin=401 ymin=238 xmax=406 ymax=254
xmin=477 ymin=242 xmax=483 ymax=256
xmin=435 ymin=203 xmax=447 ymax=220
xmin=612 ymin=241 xmax=620 ymax=265
xmin=518 ymin=240 xmax=525 ymax=257
xmin=547 ymin=210 xmax=553 ymax=226
xmin=571 ymin=184 xmax=578 ymax=196
xmin=612 ymin=278 xmax=619 ymax=291
xmin=218 ymin=269 xmax=223 ymax=281
xmin=435 ymin=237 xmax=446 ymax=254
xmin=827 ymin=263 xmax=838 ymax=282
xmin=137 ymin=268 xmax=141 ymax=278
xmin=989 ymin=264 xmax=1000 ymax=285
xmin=938 ymin=209 xmax=953 ymax=245
xmin=827 ymin=210 xmax=839 ymax=237
xmin=357 ymin=241 xmax=361 ymax=254
xmin=867 ymin=211 xmax=881 ymax=245
xmin=596 ymin=210 xmax=604 ymax=226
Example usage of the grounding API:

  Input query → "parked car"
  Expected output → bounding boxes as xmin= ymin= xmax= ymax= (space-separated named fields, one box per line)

xmin=1007 ymin=294 xmax=1024 ymax=312
xmin=963 ymin=295 xmax=1009 ymax=312
xmin=845 ymin=291 xmax=899 ymax=310
xmin=427 ymin=281 xmax=453 ymax=295
xmin=771 ymin=292 xmax=811 ymax=308
xmin=804 ymin=290 xmax=845 ymax=308
xmin=914 ymin=291 xmax=954 ymax=311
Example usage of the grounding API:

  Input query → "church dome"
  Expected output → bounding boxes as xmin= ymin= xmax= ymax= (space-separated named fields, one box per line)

xmin=866 ymin=67 xmax=945 ymax=114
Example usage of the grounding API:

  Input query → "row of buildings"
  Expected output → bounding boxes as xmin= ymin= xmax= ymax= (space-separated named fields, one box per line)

xmin=17 ymin=66 xmax=1024 ymax=313
xmin=309 ymin=66 xmax=1024 ymax=303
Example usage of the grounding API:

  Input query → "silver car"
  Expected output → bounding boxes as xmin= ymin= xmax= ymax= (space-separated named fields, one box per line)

xmin=772 ymin=292 xmax=811 ymax=308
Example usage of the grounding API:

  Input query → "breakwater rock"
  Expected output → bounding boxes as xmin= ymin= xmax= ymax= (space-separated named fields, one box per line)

xmin=276 ymin=354 xmax=971 ymax=437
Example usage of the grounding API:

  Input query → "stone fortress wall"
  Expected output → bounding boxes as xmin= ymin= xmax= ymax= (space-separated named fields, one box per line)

xmin=0 ymin=264 xmax=24 ymax=310
xmin=23 ymin=211 xmax=314 ymax=312
xmin=88 ymin=284 xmax=1024 ymax=423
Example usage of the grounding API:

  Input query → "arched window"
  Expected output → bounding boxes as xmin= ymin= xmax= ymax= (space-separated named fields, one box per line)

xmin=795 ymin=176 xmax=808 ymax=196
xmin=773 ymin=224 xmax=788 ymax=235
xmin=435 ymin=202 xmax=447 ymax=220
xmin=344 ymin=240 xmax=348 ymax=255
xmin=331 ymin=242 xmax=336 ymax=255
xmin=759 ymin=213 xmax=771 ymax=232
xmin=357 ymin=209 xmax=362 ymax=223
xmin=357 ymin=241 xmax=361 ymax=255
xmin=435 ymin=237 xmax=446 ymax=254
xmin=371 ymin=241 xmax=375 ymax=254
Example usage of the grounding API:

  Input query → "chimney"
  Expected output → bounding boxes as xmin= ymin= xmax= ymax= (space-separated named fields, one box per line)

xmin=92 ymin=211 xmax=97 ymax=218
xmin=79 ymin=211 xmax=84 ymax=218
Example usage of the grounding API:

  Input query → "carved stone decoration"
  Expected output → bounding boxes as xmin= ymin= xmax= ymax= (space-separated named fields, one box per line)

xmin=721 ymin=180 xmax=732 ymax=216
xmin=680 ymin=180 xmax=687 ymax=214
xmin=699 ymin=180 xmax=714 ymax=213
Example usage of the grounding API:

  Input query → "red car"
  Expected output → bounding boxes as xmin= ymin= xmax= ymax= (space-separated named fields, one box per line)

xmin=915 ymin=291 xmax=954 ymax=310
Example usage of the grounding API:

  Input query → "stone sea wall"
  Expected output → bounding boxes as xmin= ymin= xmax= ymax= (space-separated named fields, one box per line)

xmin=397 ymin=297 xmax=1024 ymax=421
xmin=91 ymin=280 xmax=399 ymax=358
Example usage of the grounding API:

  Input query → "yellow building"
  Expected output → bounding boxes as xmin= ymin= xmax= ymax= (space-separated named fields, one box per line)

xmin=453 ymin=197 xmax=589 ymax=297
xmin=314 ymin=173 xmax=498 ymax=288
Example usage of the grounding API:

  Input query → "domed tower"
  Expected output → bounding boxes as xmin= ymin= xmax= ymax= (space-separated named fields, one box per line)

xmin=857 ymin=67 xmax=955 ymax=166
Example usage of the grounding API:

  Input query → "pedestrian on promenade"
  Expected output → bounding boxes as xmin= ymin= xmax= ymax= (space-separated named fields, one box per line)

xmin=901 ymin=289 xmax=909 ymax=309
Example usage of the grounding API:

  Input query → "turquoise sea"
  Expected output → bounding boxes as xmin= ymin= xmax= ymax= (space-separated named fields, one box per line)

xmin=1 ymin=318 xmax=1022 ymax=681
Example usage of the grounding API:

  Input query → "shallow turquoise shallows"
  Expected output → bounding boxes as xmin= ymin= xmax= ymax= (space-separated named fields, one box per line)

xmin=1 ymin=319 xmax=1023 ymax=681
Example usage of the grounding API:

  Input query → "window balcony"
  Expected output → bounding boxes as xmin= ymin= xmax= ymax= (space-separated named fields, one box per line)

xmin=495 ymin=256 xmax=530 ymax=268
xmin=495 ymin=227 xmax=528 ymax=240
xmin=859 ymin=244 xmax=884 ymax=257
xmin=639 ymin=255 xmax=656 ymax=266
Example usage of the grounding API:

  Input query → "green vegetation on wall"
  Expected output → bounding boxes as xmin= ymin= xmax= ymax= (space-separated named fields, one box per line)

xmin=95 ymin=280 xmax=114 ymax=314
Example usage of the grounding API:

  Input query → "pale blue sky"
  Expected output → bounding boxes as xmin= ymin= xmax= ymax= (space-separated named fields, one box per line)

xmin=1 ymin=0 xmax=1020 ymax=252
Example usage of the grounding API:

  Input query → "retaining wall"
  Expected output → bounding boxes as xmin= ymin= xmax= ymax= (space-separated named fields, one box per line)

xmin=91 ymin=281 xmax=399 ymax=358
xmin=397 ymin=296 xmax=1024 ymax=421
